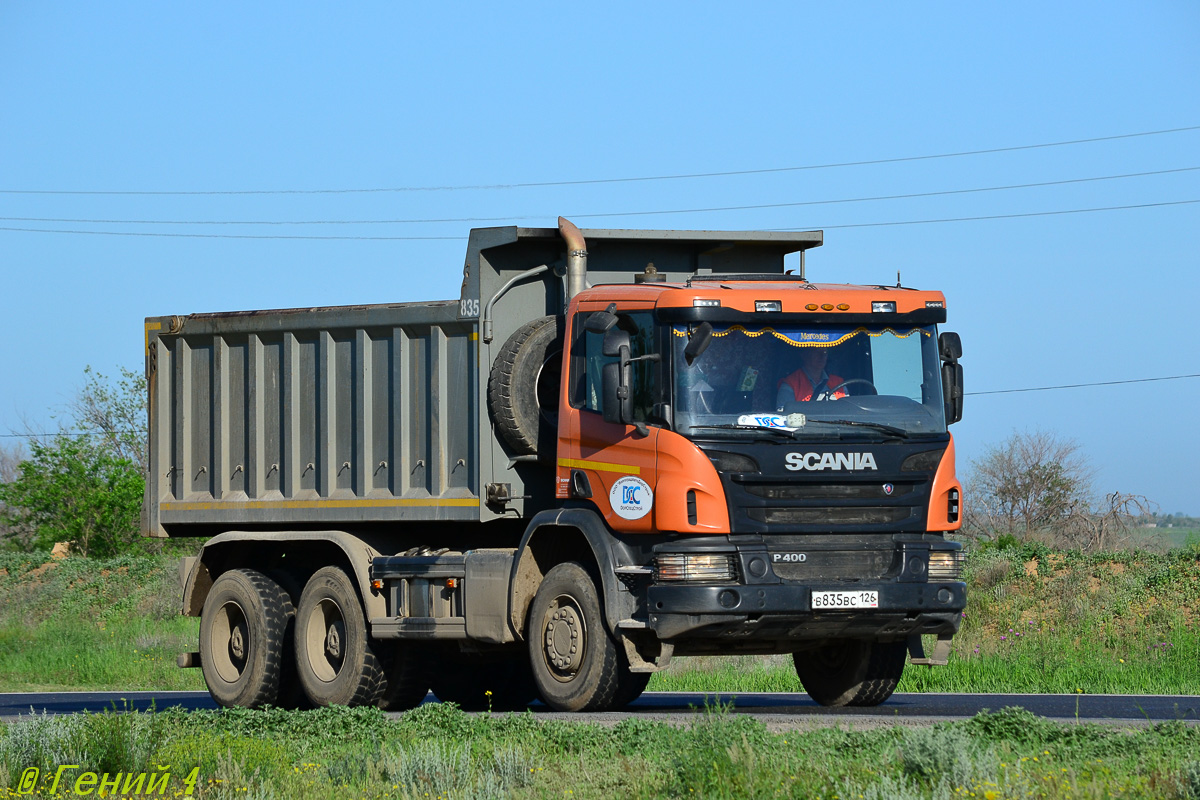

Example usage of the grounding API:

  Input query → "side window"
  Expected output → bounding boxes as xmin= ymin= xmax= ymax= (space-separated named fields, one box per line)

xmin=570 ymin=311 xmax=659 ymax=421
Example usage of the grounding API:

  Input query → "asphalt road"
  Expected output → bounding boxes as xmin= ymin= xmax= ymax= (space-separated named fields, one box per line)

xmin=2 ymin=691 xmax=1197 ymax=728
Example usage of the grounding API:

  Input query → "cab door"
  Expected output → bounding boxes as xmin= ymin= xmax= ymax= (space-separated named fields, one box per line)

xmin=557 ymin=304 xmax=662 ymax=533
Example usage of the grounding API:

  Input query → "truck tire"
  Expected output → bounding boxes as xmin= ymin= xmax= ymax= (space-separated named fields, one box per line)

xmin=376 ymin=642 xmax=432 ymax=711
xmin=612 ymin=670 xmax=652 ymax=709
xmin=793 ymin=639 xmax=907 ymax=707
xmin=265 ymin=568 xmax=311 ymax=710
xmin=199 ymin=569 xmax=290 ymax=708
xmin=488 ymin=315 xmax=563 ymax=457
xmin=294 ymin=566 xmax=385 ymax=707
xmin=527 ymin=561 xmax=624 ymax=712
xmin=430 ymin=650 xmax=538 ymax=711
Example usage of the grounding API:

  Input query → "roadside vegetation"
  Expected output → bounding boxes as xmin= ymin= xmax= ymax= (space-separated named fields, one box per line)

xmin=3 ymin=702 xmax=1200 ymax=798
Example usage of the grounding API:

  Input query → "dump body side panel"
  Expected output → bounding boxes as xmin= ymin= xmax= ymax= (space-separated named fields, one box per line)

xmin=145 ymin=301 xmax=481 ymax=536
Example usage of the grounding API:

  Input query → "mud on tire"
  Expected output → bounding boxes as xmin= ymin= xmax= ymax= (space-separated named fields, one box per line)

xmin=488 ymin=315 xmax=564 ymax=458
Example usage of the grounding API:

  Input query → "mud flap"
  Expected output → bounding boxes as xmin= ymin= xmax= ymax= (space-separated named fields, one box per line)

xmin=907 ymin=633 xmax=953 ymax=666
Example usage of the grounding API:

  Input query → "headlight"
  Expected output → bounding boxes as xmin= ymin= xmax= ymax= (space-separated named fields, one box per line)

xmin=928 ymin=550 xmax=964 ymax=581
xmin=654 ymin=553 xmax=738 ymax=582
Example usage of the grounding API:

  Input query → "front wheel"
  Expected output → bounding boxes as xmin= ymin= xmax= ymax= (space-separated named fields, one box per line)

xmin=295 ymin=567 xmax=385 ymax=707
xmin=527 ymin=562 xmax=625 ymax=712
xmin=793 ymin=639 xmax=906 ymax=707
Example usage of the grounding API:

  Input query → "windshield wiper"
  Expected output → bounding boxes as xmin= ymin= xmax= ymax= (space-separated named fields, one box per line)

xmin=807 ymin=419 xmax=910 ymax=439
xmin=688 ymin=424 xmax=797 ymax=440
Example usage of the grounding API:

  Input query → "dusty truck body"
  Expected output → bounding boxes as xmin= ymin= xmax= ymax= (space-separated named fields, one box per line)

xmin=148 ymin=219 xmax=966 ymax=712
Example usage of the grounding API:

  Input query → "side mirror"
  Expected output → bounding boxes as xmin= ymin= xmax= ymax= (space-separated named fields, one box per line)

xmin=585 ymin=311 xmax=618 ymax=335
xmin=683 ymin=322 xmax=714 ymax=366
xmin=601 ymin=362 xmax=629 ymax=424
xmin=602 ymin=327 xmax=630 ymax=358
xmin=942 ymin=362 xmax=963 ymax=424
xmin=939 ymin=331 xmax=962 ymax=362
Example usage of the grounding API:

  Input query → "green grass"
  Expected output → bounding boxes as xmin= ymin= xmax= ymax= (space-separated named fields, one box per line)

xmin=0 ymin=553 xmax=203 ymax=692
xmin=2 ymin=703 xmax=1199 ymax=798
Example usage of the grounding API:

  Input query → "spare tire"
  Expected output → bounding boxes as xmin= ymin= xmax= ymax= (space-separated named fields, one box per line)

xmin=488 ymin=316 xmax=564 ymax=457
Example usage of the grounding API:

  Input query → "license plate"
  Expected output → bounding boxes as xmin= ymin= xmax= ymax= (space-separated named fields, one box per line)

xmin=811 ymin=590 xmax=879 ymax=610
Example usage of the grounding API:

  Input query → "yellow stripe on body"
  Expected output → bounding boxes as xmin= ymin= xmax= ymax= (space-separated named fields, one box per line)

xmin=162 ymin=497 xmax=479 ymax=512
xmin=557 ymin=458 xmax=640 ymax=475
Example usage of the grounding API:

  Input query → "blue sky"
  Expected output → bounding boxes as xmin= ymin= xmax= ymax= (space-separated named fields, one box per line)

xmin=1 ymin=2 xmax=1197 ymax=513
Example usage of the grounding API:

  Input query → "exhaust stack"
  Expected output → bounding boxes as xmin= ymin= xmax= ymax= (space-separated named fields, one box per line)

xmin=558 ymin=216 xmax=588 ymax=301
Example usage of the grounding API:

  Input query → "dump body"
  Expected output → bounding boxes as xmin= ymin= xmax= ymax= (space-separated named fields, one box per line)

xmin=144 ymin=300 xmax=481 ymax=535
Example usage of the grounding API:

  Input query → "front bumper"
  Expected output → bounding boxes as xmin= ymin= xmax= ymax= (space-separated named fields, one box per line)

xmin=646 ymin=580 xmax=965 ymax=640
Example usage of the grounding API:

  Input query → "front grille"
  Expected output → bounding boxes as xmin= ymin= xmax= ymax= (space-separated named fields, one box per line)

xmin=747 ymin=506 xmax=913 ymax=525
xmin=744 ymin=482 xmax=916 ymax=500
xmin=771 ymin=549 xmax=894 ymax=581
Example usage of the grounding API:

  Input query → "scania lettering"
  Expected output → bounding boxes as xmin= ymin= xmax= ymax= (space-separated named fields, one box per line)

xmin=785 ymin=452 xmax=879 ymax=471
xmin=151 ymin=218 xmax=966 ymax=713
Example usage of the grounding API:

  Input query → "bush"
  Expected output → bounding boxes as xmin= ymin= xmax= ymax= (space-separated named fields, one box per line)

xmin=900 ymin=724 xmax=991 ymax=786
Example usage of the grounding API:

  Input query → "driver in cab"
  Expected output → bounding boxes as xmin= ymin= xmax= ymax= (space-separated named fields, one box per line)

xmin=777 ymin=345 xmax=847 ymax=406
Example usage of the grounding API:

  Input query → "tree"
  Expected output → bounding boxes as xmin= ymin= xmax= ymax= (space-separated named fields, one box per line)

xmin=966 ymin=430 xmax=1094 ymax=539
xmin=0 ymin=435 xmax=142 ymax=556
xmin=69 ymin=366 xmax=148 ymax=474
xmin=965 ymin=430 xmax=1154 ymax=551
xmin=0 ymin=366 xmax=147 ymax=556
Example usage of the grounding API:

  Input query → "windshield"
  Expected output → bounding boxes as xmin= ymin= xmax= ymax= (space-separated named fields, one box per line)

xmin=672 ymin=322 xmax=947 ymax=438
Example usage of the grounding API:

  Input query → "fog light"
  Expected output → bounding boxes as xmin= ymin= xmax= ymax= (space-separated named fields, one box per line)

xmin=928 ymin=550 xmax=964 ymax=581
xmin=654 ymin=553 xmax=738 ymax=582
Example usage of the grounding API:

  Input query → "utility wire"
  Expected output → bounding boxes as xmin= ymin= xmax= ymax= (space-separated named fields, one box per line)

xmin=1 ymin=166 xmax=1195 ymax=227
xmin=3 ymin=198 xmax=1197 ymax=241
xmin=2 ymin=125 xmax=1198 ymax=196
xmin=5 ymin=374 xmax=1198 ymax=439
xmin=966 ymin=373 xmax=1200 ymax=396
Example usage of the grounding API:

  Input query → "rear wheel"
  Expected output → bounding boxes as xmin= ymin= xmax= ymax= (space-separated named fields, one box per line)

xmin=295 ymin=567 xmax=385 ymax=707
xmin=199 ymin=569 xmax=290 ymax=708
xmin=265 ymin=568 xmax=310 ymax=710
xmin=527 ymin=562 xmax=624 ymax=712
xmin=793 ymin=639 xmax=906 ymax=707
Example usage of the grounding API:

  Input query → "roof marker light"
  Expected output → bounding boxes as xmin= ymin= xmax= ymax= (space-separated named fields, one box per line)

xmin=755 ymin=300 xmax=782 ymax=312
xmin=805 ymin=303 xmax=819 ymax=311
xmin=836 ymin=303 xmax=850 ymax=311
xmin=872 ymin=301 xmax=897 ymax=313
xmin=820 ymin=303 xmax=834 ymax=311
xmin=693 ymin=299 xmax=721 ymax=308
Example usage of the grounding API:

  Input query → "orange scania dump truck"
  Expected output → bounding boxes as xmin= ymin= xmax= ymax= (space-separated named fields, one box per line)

xmin=149 ymin=218 xmax=965 ymax=713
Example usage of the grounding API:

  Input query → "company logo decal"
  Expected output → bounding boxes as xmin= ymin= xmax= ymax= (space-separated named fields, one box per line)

xmin=609 ymin=476 xmax=653 ymax=521
xmin=784 ymin=452 xmax=878 ymax=471
xmin=883 ymin=483 xmax=894 ymax=495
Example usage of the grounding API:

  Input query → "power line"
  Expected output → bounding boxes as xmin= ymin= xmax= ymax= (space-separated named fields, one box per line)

xmin=5 ymin=374 xmax=1197 ymax=439
xmin=966 ymin=373 xmax=1200 ymax=396
xmin=2 ymin=166 xmax=1195 ymax=227
xmin=2 ymin=125 xmax=1198 ymax=196
xmin=2 ymin=199 xmax=1197 ymax=242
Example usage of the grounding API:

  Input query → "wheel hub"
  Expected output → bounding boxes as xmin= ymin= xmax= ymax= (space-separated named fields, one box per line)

xmin=325 ymin=622 xmax=343 ymax=661
xmin=229 ymin=625 xmax=246 ymax=661
xmin=543 ymin=603 xmax=583 ymax=676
